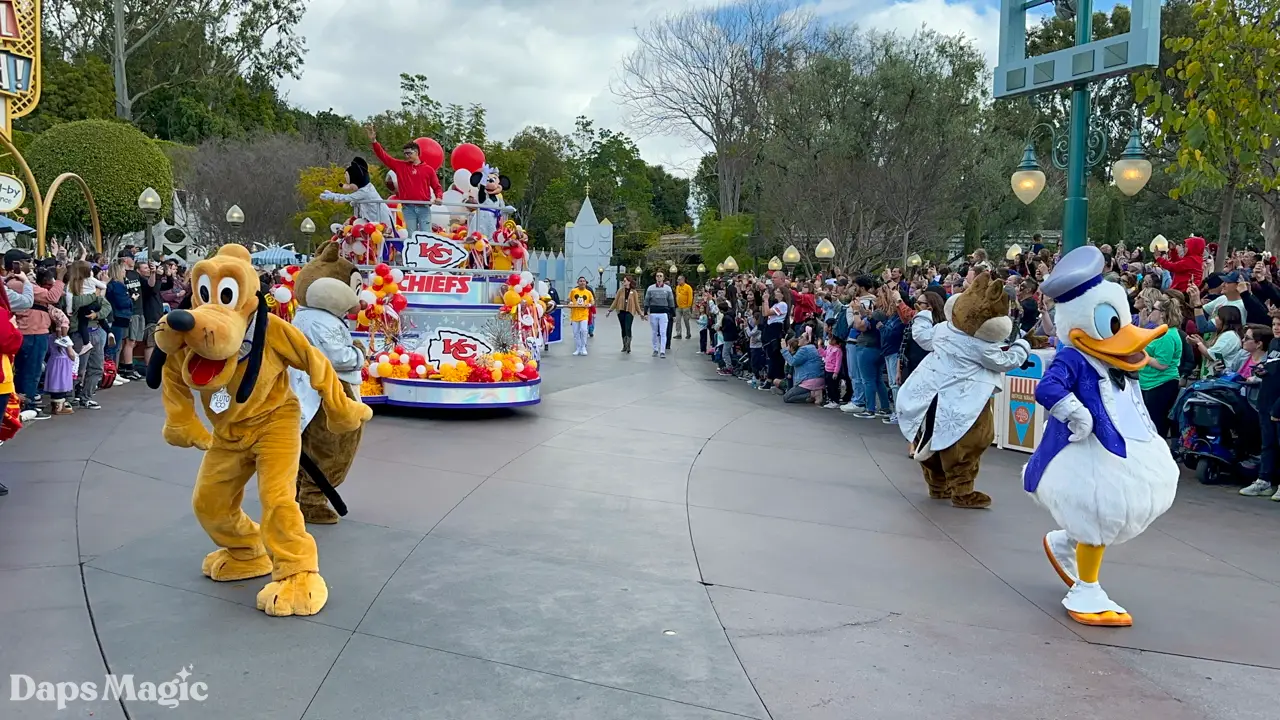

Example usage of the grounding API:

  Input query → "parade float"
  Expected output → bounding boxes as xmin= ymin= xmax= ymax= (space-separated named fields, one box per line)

xmin=269 ymin=142 xmax=560 ymax=410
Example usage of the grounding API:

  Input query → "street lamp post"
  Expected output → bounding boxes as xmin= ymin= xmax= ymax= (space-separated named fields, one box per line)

xmin=723 ymin=256 xmax=739 ymax=275
xmin=715 ymin=262 xmax=725 ymax=275
xmin=994 ymin=0 xmax=1161 ymax=253
xmin=767 ymin=256 xmax=782 ymax=272
xmin=597 ymin=266 xmax=606 ymax=304
xmin=696 ymin=263 xmax=705 ymax=280
xmin=225 ymin=205 xmax=245 ymax=245
xmin=137 ymin=187 xmax=162 ymax=254
xmin=814 ymin=237 xmax=835 ymax=273
xmin=300 ymin=217 xmax=316 ymax=255
xmin=781 ymin=245 xmax=800 ymax=275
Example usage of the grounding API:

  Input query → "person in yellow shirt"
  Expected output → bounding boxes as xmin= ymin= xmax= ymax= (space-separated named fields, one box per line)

xmin=674 ymin=275 xmax=694 ymax=339
xmin=567 ymin=277 xmax=595 ymax=356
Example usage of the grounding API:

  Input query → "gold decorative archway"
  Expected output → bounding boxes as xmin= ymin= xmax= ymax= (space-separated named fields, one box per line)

xmin=40 ymin=172 xmax=103 ymax=257
xmin=0 ymin=132 xmax=103 ymax=258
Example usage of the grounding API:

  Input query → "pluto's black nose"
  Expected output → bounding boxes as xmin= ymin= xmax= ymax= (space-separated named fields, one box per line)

xmin=167 ymin=309 xmax=196 ymax=332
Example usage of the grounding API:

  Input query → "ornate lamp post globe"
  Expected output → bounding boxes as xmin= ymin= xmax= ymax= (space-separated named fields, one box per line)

xmin=1011 ymin=144 xmax=1047 ymax=205
xmin=137 ymin=187 xmax=162 ymax=213
xmin=226 ymin=205 xmax=245 ymax=226
xmin=716 ymin=262 xmax=725 ymax=274
xmin=669 ymin=263 xmax=678 ymax=275
xmin=696 ymin=263 xmax=706 ymax=275
xmin=907 ymin=253 xmax=922 ymax=268
xmin=300 ymin=217 xmax=316 ymax=235
xmin=723 ymin=256 xmax=739 ymax=273
xmin=814 ymin=238 xmax=835 ymax=260
xmin=782 ymin=244 xmax=801 ymax=271
xmin=768 ymin=256 xmax=783 ymax=271
xmin=1111 ymin=128 xmax=1152 ymax=197
xmin=1149 ymin=234 xmax=1168 ymax=253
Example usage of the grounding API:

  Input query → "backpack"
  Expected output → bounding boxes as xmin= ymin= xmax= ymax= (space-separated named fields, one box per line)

xmin=833 ymin=307 xmax=849 ymax=342
xmin=1176 ymin=328 xmax=1198 ymax=379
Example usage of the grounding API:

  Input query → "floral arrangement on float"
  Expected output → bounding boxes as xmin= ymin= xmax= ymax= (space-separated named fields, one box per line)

xmin=358 ymin=313 xmax=540 ymax=392
xmin=265 ymin=265 xmax=301 ymax=321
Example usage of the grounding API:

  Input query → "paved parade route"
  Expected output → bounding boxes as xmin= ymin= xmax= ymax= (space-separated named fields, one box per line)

xmin=2 ymin=321 xmax=1279 ymax=719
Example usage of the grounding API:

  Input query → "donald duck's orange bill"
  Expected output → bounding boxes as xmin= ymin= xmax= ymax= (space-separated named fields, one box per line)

xmin=1069 ymin=324 xmax=1168 ymax=373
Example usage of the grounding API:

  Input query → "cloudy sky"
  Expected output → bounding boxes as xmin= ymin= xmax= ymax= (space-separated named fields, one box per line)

xmin=279 ymin=0 xmax=1032 ymax=177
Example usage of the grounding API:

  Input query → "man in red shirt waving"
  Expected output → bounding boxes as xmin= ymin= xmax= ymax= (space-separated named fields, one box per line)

xmin=365 ymin=126 xmax=443 ymax=234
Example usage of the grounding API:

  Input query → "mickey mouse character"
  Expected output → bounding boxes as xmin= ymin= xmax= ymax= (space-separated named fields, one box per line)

xmin=469 ymin=164 xmax=510 ymax=239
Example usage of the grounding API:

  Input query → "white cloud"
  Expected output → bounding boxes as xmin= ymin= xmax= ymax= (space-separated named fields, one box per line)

xmin=279 ymin=0 xmax=1001 ymax=178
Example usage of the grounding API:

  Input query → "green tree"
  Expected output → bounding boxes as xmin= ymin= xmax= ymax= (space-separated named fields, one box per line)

xmin=1134 ymin=0 xmax=1280 ymax=260
xmin=26 ymin=119 xmax=174 ymax=240
xmin=1102 ymin=195 xmax=1128 ymax=246
xmin=647 ymin=165 xmax=691 ymax=230
xmin=963 ymin=207 xmax=981 ymax=254
xmin=45 ymin=0 xmax=308 ymax=123
xmin=696 ymin=211 xmax=752 ymax=268
xmin=15 ymin=47 xmax=115 ymax=133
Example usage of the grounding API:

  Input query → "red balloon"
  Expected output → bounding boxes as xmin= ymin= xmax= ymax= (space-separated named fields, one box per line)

xmin=414 ymin=137 xmax=445 ymax=170
xmin=451 ymin=143 xmax=485 ymax=173
xmin=394 ymin=345 xmax=406 ymax=355
xmin=408 ymin=352 xmax=426 ymax=367
xmin=509 ymin=244 xmax=525 ymax=259
xmin=391 ymin=294 xmax=408 ymax=312
xmin=507 ymin=274 xmax=521 ymax=286
xmin=375 ymin=263 xmax=391 ymax=277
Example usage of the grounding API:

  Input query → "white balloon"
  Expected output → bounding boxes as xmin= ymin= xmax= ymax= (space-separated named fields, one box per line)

xmin=368 ymin=363 xmax=380 ymax=378
xmin=330 ymin=223 xmax=344 ymax=235
xmin=519 ymin=271 xmax=534 ymax=287
xmin=415 ymin=364 xmax=427 ymax=376
xmin=453 ymin=168 xmax=472 ymax=190
xmin=400 ymin=354 xmax=410 ymax=364
xmin=359 ymin=289 xmax=377 ymax=305
xmin=514 ymin=362 xmax=524 ymax=372
xmin=352 ymin=241 xmax=366 ymax=254
xmin=390 ymin=268 xmax=405 ymax=283
xmin=271 ymin=286 xmax=292 ymax=304
xmin=377 ymin=354 xmax=391 ymax=364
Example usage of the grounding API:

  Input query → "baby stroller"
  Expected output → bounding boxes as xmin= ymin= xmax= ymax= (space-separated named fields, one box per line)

xmin=1173 ymin=376 xmax=1260 ymax=485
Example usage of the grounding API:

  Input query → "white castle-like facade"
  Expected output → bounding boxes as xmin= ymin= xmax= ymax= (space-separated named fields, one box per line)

xmin=563 ymin=191 xmax=616 ymax=297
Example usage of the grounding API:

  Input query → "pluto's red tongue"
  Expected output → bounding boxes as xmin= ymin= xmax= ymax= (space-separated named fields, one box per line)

xmin=188 ymin=355 xmax=227 ymax=386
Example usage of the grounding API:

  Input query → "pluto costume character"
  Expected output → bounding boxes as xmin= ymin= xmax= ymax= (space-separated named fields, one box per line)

xmin=148 ymin=245 xmax=373 ymax=617
xmin=897 ymin=274 xmax=1031 ymax=508
xmin=1025 ymin=246 xmax=1177 ymax=627
xmin=289 ymin=242 xmax=367 ymax=524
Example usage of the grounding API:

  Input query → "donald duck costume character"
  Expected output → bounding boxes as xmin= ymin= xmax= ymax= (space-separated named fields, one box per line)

xmin=1025 ymin=245 xmax=1179 ymax=627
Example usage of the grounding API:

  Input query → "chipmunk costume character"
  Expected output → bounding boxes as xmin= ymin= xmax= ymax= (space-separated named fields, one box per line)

xmin=288 ymin=242 xmax=367 ymax=524
xmin=898 ymin=273 xmax=1031 ymax=508
xmin=1026 ymin=246 xmax=1177 ymax=627
xmin=148 ymin=244 xmax=372 ymax=617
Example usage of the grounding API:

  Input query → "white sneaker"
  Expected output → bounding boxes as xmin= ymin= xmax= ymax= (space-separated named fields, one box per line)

xmin=659 ymin=352 xmax=666 ymax=358
xmin=582 ymin=350 xmax=588 ymax=356
xmin=572 ymin=350 xmax=582 ymax=356
xmin=822 ymin=402 xmax=839 ymax=409
xmin=1272 ymin=487 xmax=1280 ymax=502
xmin=1239 ymin=479 xmax=1274 ymax=496
xmin=839 ymin=403 xmax=866 ymax=414
xmin=112 ymin=376 xmax=128 ymax=387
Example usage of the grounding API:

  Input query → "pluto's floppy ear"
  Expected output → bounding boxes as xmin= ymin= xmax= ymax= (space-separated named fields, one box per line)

xmin=234 ymin=292 xmax=270 ymax=404
xmin=146 ymin=349 xmax=167 ymax=390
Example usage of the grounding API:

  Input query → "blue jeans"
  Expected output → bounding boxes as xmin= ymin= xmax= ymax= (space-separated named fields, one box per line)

xmin=402 ymin=204 xmax=432 ymax=234
xmin=108 ymin=325 xmax=127 ymax=362
xmin=845 ymin=342 xmax=863 ymax=405
xmin=14 ymin=333 xmax=48 ymax=408
xmin=854 ymin=344 xmax=889 ymax=413
xmin=884 ymin=353 xmax=900 ymax=415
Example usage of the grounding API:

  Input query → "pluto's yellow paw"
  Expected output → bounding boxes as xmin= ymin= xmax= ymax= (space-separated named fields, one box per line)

xmin=256 ymin=572 xmax=329 ymax=617
xmin=201 ymin=549 xmax=272 ymax=582
xmin=1067 ymin=610 xmax=1132 ymax=627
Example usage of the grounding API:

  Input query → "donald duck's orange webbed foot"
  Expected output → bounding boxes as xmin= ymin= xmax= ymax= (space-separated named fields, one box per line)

xmin=1067 ymin=610 xmax=1132 ymax=627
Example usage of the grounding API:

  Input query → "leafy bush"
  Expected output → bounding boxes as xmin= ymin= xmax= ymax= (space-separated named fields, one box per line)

xmin=26 ymin=119 xmax=174 ymax=238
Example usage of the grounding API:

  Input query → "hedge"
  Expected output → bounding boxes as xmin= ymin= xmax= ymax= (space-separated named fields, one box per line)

xmin=26 ymin=119 xmax=175 ymax=239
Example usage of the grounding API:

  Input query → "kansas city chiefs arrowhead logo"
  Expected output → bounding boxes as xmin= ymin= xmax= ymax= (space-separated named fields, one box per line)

xmin=405 ymin=232 xmax=467 ymax=269
xmin=425 ymin=328 xmax=492 ymax=365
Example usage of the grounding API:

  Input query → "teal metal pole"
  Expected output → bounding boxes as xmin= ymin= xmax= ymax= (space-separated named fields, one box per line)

xmin=1061 ymin=0 xmax=1093 ymax=253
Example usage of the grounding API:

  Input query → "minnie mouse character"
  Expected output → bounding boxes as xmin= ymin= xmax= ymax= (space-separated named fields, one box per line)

xmin=469 ymin=164 xmax=510 ymax=239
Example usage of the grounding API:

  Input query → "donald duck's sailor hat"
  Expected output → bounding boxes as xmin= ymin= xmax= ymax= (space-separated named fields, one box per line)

xmin=1041 ymin=245 xmax=1105 ymax=303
